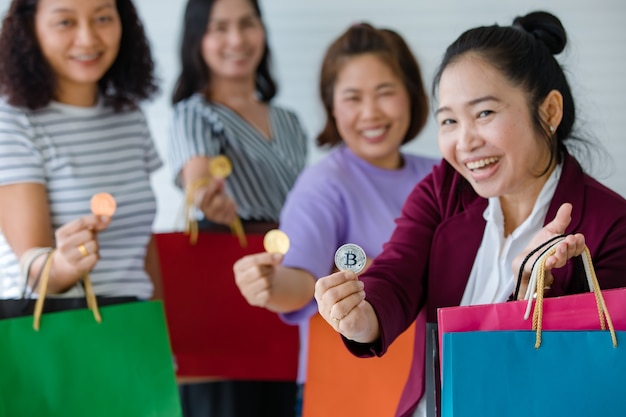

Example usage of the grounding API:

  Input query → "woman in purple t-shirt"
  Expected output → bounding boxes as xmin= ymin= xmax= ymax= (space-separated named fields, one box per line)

xmin=233 ymin=23 xmax=438 ymax=416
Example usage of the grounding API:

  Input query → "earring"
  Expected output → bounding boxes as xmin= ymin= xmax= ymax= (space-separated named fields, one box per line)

xmin=549 ymin=125 xmax=555 ymax=133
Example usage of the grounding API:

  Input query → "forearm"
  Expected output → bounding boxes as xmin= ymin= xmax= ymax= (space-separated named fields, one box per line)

xmin=264 ymin=266 xmax=316 ymax=313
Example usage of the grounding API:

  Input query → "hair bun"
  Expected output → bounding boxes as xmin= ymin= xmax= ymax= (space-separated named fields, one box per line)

xmin=513 ymin=11 xmax=567 ymax=55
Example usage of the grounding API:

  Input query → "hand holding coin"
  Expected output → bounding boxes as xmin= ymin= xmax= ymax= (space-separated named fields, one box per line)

xmin=334 ymin=243 xmax=367 ymax=274
xmin=90 ymin=192 xmax=117 ymax=217
xmin=263 ymin=229 xmax=290 ymax=255
xmin=208 ymin=155 xmax=247 ymax=247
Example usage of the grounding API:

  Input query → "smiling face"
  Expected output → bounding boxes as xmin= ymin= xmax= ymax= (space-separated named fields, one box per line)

xmin=34 ymin=0 xmax=121 ymax=104
xmin=436 ymin=53 xmax=554 ymax=201
xmin=201 ymin=0 xmax=265 ymax=83
xmin=332 ymin=53 xmax=410 ymax=170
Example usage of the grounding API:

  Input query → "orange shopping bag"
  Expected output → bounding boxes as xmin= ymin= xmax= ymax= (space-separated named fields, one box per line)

xmin=303 ymin=312 xmax=417 ymax=417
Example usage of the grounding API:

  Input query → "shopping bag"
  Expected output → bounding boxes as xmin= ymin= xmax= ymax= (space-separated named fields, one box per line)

xmin=441 ymin=330 xmax=625 ymax=416
xmin=155 ymin=231 xmax=299 ymax=381
xmin=439 ymin=246 xmax=625 ymax=417
xmin=0 ymin=252 xmax=181 ymax=417
xmin=302 ymin=312 xmax=417 ymax=417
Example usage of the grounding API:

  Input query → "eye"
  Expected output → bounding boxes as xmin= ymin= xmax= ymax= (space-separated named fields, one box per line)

xmin=56 ymin=18 xmax=73 ymax=28
xmin=241 ymin=18 xmax=258 ymax=29
xmin=96 ymin=15 xmax=113 ymax=23
xmin=209 ymin=23 xmax=228 ymax=33
xmin=477 ymin=110 xmax=494 ymax=118
xmin=439 ymin=118 xmax=456 ymax=126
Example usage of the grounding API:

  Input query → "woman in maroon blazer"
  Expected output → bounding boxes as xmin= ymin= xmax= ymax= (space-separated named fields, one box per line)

xmin=313 ymin=10 xmax=626 ymax=417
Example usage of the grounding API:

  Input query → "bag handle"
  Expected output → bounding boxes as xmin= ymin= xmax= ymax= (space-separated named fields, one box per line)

xmin=513 ymin=234 xmax=566 ymax=300
xmin=181 ymin=177 xmax=211 ymax=245
xmin=180 ymin=176 xmax=247 ymax=247
xmin=33 ymin=249 xmax=102 ymax=331
xmin=529 ymin=245 xmax=617 ymax=348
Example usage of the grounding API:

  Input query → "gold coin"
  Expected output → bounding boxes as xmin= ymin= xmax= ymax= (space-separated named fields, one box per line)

xmin=208 ymin=155 xmax=232 ymax=179
xmin=263 ymin=229 xmax=290 ymax=254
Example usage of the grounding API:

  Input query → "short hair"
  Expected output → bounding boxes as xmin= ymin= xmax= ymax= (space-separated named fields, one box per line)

xmin=432 ymin=11 xmax=577 ymax=174
xmin=171 ymin=0 xmax=276 ymax=104
xmin=0 ymin=0 xmax=158 ymax=111
xmin=317 ymin=23 xmax=428 ymax=147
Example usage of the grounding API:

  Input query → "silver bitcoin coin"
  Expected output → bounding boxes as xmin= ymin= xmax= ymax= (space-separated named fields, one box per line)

xmin=334 ymin=243 xmax=367 ymax=274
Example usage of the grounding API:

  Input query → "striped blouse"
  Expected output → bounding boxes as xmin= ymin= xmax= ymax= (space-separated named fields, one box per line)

xmin=168 ymin=94 xmax=308 ymax=222
xmin=0 ymin=99 xmax=162 ymax=299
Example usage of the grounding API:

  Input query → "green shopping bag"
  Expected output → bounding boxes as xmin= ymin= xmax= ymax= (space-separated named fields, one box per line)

xmin=0 ymin=252 xmax=181 ymax=417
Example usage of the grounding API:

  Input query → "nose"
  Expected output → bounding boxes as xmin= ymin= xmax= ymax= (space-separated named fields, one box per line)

xmin=360 ymin=96 xmax=382 ymax=120
xmin=227 ymin=27 xmax=245 ymax=47
xmin=75 ymin=22 xmax=99 ymax=47
xmin=456 ymin=123 xmax=483 ymax=152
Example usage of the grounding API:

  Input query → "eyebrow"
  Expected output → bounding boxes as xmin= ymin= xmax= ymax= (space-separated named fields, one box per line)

xmin=435 ymin=95 xmax=501 ymax=116
xmin=209 ymin=12 xmax=257 ymax=24
xmin=50 ymin=3 xmax=115 ymax=14
xmin=338 ymin=82 xmax=397 ymax=95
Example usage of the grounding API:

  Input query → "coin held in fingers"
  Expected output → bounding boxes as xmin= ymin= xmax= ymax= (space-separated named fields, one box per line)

xmin=263 ymin=229 xmax=290 ymax=254
xmin=90 ymin=192 xmax=117 ymax=217
xmin=334 ymin=243 xmax=367 ymax=274
xmin=208 ymin=155 xmax=232 ymax=179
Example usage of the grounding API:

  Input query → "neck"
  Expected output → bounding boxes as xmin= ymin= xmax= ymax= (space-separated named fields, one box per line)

xmin=207 ymin=76 xmax=257 ymax=108
xmin=55 ymin=81 xmax=98 ymax=107
xmin=499 ymin=167 xmax=555 ymax=236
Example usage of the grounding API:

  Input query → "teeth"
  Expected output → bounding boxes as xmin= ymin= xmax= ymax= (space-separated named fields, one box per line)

xmin=73 ymin=53 xmax=100 ymax=61
xmin=362 ymin=128 xmax=386 ymax=138
xmin=466 ymin=157 xmax=499 ymax=170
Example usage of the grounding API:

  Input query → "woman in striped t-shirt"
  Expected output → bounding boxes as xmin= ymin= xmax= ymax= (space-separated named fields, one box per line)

xmin=168 ymin=0 xmax=307 ymax=416
xmin=0 ymin=0 xmax=162 ymax=301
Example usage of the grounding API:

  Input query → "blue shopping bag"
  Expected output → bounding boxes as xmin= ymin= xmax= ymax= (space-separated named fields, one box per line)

xmin=441 ymin=330 xmax=625 ymax=417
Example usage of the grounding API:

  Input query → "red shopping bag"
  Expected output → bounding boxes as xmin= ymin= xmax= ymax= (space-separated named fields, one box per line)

xmin=155 ymin=231 xmax=299 ymax=381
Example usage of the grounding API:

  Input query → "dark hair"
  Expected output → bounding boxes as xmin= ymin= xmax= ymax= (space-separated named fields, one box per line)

xmin=317 ymin=23 xmax=428 ymax=147
xmin=171 ymin=0 xmax=276 ymax=104
xmin=0 ymin=0 xmax=158 ymax=111
xmin=432 ymin=11 xmax=580 ymax=174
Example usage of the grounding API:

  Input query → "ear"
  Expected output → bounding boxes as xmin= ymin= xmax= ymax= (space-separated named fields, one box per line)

xmin=539 ymin=90 xmax=563 ymax=133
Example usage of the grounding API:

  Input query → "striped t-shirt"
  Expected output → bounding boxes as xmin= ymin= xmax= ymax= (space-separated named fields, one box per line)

xmin=168 ymin=94 xmax=308 ymax=222
xmin=0 ymin=99 xmax=162 ymax=299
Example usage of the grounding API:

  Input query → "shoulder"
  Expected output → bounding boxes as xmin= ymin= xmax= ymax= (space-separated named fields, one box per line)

xmin=172 ymin=94 xmax=208 ymax=115
xmin=269 ymin=104 xmax=304 ymax=126
xmin=402 ymin=153 xmax=440 ymax=173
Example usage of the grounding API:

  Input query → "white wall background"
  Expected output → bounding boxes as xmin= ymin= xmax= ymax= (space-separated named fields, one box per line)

xmin=1 ymin=0 xmax=625 ymax=232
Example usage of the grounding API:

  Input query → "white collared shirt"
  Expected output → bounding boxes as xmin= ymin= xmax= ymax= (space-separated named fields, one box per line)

xmin=460 ymin=164 xmax=562 ymax=306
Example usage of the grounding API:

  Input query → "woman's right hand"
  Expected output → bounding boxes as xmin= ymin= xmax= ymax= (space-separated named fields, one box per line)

xmin=193 ymin=178 xmax=238 ymax=226
xmin=233 ymin=252 xmax=283 ymax=307
xmin=314 ymin=270 xmax=379 ymax=344
xmin=50 ymin=215 xmax=112 ymax=291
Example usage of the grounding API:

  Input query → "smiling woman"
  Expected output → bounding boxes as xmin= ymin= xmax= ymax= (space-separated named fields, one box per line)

xmin=312 ymin=11 xmax=626 ymax=417
xmin=166 ymin=0 xmax=307 ymax=416
xmin=0 ymin=0 xmax=162 ymax=299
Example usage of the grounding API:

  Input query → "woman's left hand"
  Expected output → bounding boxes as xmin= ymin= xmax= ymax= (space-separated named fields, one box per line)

xmin=512 ymin=203 xmax=586 ymax=299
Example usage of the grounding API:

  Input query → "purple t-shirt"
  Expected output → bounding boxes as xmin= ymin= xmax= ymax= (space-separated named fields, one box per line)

xmin=279 ymin=145 xmax=438 ymax=382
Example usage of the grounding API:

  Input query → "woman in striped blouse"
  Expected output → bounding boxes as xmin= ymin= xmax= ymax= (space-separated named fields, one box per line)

xmin=0 ymin=0 xmax=162 ymax=301
xmin=167 ymin=0 xmax=307 ymax=416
